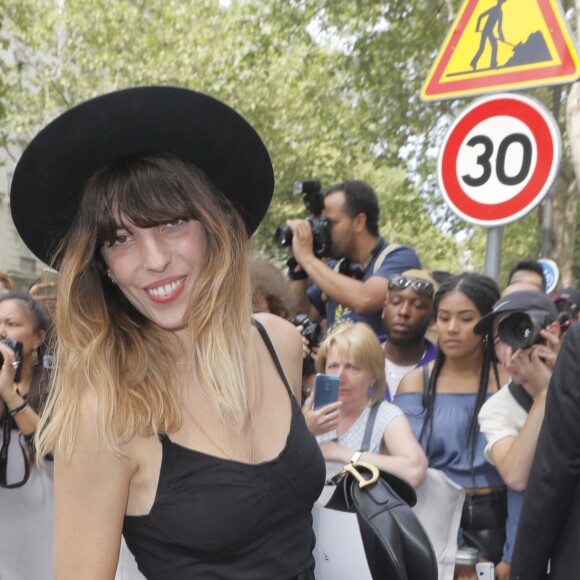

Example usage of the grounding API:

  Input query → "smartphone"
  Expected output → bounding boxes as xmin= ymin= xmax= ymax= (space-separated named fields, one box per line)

xmin=313 ymin=373 xmax=340 ymax=410
xmin=475 ymin=562 xmax=494 ymax=579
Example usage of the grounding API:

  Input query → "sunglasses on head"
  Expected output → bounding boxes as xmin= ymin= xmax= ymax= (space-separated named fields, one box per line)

xmin=388 ymin=274 xmax=434 ymax=296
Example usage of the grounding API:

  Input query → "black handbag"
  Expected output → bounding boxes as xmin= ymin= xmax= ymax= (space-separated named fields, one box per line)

xmin=325 ymin=462 xmax=438 ymax=580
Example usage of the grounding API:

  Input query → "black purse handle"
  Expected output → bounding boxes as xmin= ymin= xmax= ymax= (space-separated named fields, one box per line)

xmin=0 ymin=403 xmax=31 ymax=488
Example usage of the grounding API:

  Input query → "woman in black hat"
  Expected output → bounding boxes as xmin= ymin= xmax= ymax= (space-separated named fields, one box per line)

xmin=11 ymin=87 xmax=325 ymax=579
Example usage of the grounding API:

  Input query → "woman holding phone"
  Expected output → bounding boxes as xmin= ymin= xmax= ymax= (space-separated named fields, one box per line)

xmin=308 ymin=322 xmax=427 ymax=497
xmin=11 ymin=87 xmax=325 ymax=579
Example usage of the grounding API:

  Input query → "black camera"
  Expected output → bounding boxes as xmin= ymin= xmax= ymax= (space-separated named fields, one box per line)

xmin=289 ymin=313 xmax=325 ymax=377
xmin=289 ymin=313 xmax=325 ymax=349
xmin=274 ymin=180 xmax=332 ymax=258
xmin=497 ymin=310 xmax=549 ymax=350
xmin=0 ymin=337 xmax=24 ymax=383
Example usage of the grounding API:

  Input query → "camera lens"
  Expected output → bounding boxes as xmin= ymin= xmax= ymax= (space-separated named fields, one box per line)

xmin=274 ymin=225 xmax=293 ymax=247
xmin=514 ymin=319 xmax=533 ymax=341
xmin=498 ymin=312 xmax=537 ymax=350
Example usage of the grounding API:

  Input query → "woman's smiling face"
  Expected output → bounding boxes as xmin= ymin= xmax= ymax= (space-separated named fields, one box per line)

xmin=101 ymin=216 xmax=207 ymax=337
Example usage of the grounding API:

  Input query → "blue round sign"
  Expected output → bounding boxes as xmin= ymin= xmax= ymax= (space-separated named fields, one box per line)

xmin=538 ymin=258 xmax=559 ymax=294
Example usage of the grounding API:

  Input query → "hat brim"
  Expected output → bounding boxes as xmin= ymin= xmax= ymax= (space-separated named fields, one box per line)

xmin=10 ymin=86 xmax=274 ymax=265
xmin=473 ymin=310 xmax=505 ymax=336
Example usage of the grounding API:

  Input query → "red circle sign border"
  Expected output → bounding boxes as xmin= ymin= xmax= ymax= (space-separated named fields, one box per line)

xmin=438 ymin=94 xmax=561 ymax=227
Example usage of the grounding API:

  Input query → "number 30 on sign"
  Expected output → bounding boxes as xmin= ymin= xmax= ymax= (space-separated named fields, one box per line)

xmin=438 ymin=93 xmax=561 ymax=227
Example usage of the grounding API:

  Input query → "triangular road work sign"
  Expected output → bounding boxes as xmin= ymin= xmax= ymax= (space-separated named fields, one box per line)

xmin=421 ymin=0 xmax=580 ymax=101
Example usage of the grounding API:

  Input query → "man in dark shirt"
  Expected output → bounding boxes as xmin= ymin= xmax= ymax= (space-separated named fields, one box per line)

xmin=286 ymin=180 xmax=420 ymax=335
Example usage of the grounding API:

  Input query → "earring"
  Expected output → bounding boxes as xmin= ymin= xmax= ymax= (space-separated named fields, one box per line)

xmin=107 ymin=270 xmax=118 ymax=285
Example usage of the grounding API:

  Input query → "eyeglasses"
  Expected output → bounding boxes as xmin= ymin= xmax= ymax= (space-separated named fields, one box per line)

xmin=388 ymin=274 xmax=434 ymax=296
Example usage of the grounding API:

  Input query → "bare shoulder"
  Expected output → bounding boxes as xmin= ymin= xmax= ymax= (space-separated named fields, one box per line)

xmin=252 ymin=312 xmax=303 ymax=399
xmin=69 ymin=388 xmax=137 ymax=474
xmin=252 ymin=312 xmax=302 ymax=355
xmin=397 ymin=364 xmax=430 ymax=395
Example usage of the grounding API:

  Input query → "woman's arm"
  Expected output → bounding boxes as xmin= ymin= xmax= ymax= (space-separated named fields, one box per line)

xmin=318 ymin=415 xmax=427 ymax=487
xmin=396 ymin=365 xmax=427 ymax=395
xmin=54 ymin=391 xmax=135 ymax=580
xmin=377 ymin=414 xmax=427 ymax=486
xmin=0 ymin=343 xmax=39 ymax=436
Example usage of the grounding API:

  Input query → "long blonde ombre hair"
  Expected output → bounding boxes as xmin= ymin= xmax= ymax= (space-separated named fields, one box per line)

xmin=36 ymin=154 xmax=259 ymax=460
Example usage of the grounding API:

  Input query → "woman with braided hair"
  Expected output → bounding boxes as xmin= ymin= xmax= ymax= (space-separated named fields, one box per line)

xmin=395 ymin=273 xmax=508 ymax=580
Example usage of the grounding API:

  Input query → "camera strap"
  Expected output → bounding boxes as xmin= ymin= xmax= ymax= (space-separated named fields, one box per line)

xmin=0 ymin=403 xmax=31 ymax=488
xmin=323 ymin=242 xmax=402 ymax=301
xmin=508 ymin=381 xmax=533 ymax=413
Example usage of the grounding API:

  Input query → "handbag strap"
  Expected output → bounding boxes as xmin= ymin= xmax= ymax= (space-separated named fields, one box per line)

xmin=421 ymin=364 xmax=430 ymax=408
xmin=0 ymin=404 xmax=31 ymax=489
xmin=360 ymin=403 xmax=379 ymax=452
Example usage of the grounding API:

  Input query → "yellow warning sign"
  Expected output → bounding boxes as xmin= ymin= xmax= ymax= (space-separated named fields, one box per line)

xmin=421 ymin=0 xmax=580 ymax=101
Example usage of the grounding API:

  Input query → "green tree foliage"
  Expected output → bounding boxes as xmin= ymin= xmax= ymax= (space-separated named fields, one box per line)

xmin=4 ymin=0 xmax=574 ymax=281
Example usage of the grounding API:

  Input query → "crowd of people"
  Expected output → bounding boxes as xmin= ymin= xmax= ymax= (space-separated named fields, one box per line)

xmin=1 ymin=85 xmax=579 ymax=580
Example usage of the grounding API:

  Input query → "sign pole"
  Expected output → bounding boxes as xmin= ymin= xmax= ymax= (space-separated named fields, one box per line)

xmin=484 ymin=227 xmax=503 ymax=283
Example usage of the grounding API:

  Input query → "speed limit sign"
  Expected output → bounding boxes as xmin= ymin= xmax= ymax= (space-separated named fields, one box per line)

xmin=438 ymin=93 xmax=561 ymax=227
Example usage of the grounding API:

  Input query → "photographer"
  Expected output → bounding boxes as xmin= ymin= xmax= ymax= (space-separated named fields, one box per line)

xmin=0 ymin=291 xmax=53 ymax=579
xmin=511 ymin=318 xmax=580 ymax=579
xmin=474 ymin=290 xmax=560 ymax=580
xmin=286 ymin=180 xmax=420 ymax=336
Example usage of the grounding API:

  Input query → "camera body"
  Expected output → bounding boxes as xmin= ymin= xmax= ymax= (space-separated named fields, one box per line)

xmin=0 ymin=337 xmax=24 ymax=383
xmin=289 ymin=313 xmax=325 ymax=377
xmin=498 ymin=309 xmax=549 ymax=350
xmin=289 ymin=313 xmax=325 ymax=349
xmin=274 ymin=180 xmax=332 ymax=258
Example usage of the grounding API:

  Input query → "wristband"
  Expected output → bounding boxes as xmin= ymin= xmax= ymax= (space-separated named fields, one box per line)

xmin=8 ymin=400 xmax=29 ymax=417
xmin=350 ymin=450 xmax=363 ymax=464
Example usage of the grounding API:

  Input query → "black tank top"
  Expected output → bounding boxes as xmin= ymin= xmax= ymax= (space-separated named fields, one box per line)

xmin=123 ymin=321 xmax=325 ymax=579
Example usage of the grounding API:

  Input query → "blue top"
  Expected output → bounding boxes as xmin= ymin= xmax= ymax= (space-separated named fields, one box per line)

xmin=307 ymin=243 xmax=420 ymax=335
xmin=394 ymin=392 xmax=504 ymax=489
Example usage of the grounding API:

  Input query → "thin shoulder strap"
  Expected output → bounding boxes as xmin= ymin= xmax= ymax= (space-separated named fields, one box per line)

xmin=252 ymin=319 xmax=294 ymax=398
xmin=372 ymin=242 xmax=402 ymax=274
xmin=421 ymin=364 xmax=430 ymax=408
xmin=360 ymin=403 xmax=380 ymax=452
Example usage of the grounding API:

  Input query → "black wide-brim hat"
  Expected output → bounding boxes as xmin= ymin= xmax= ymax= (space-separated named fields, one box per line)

xmin=10 ymin=86 xmax=275 ymax=266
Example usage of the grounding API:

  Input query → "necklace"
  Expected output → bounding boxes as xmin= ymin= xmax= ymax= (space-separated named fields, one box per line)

xmin=383 ymin=341 xmax=428 ymax=381
xmin=385 ymin=361 xmax=403 ymax=382
xmin=184 ymin=406 xmax=255 ymax=464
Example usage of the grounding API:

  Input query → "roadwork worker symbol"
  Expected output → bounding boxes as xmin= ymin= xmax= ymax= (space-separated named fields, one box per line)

xmin=421 ymin=0 xmax=580 ymax=101
xmin=467 ymin=0 xmax=551 ymax=73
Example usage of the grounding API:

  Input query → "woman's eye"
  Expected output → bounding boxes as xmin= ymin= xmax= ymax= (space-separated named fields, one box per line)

xmin=110 ymin=234 xmax=129 ymax=246
xmin=164 ymin=218 xmax=187 ymax=230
